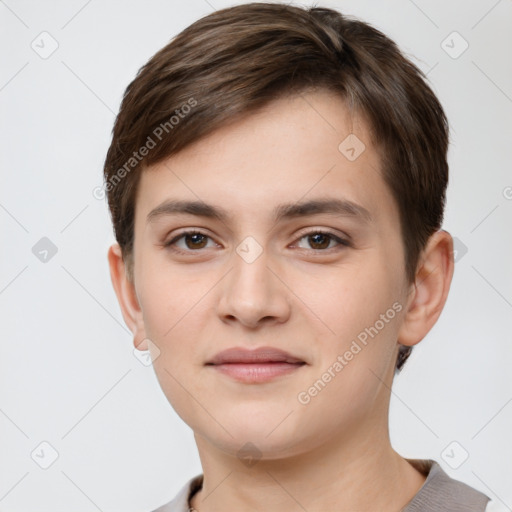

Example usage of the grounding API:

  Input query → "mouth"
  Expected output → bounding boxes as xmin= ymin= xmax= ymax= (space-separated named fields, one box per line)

xmin=205 ymin=346 xmax=306 ymax=383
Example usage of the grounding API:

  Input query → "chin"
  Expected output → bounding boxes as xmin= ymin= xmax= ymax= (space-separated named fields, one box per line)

xmin=203 ymin=418 xmax=308 ymax=456
xmin=211 ymin=434 xmax=308 ymax=463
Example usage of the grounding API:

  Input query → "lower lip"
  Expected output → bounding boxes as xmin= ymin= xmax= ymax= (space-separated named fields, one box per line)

xmin=209 ymin=362 xmax=305 ymax=383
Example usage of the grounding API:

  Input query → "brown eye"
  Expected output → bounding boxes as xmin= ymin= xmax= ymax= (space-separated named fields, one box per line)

xmin=165 ymin=231 xmax=214 ymax=252
xmin=182 ymin=232 xmax=208 ymax=249
xmin=307 ymin=233 xmax=331 ymax=250
xmin=295 ymin=230 xmax=350 ymax=251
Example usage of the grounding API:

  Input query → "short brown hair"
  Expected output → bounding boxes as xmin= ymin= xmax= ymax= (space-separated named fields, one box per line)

xmin=103 ymin=2 xmax=449 ymax=372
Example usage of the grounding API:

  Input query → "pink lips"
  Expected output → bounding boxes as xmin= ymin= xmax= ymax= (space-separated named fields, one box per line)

xmin=206 ymin=346 xmax=306 ymax=383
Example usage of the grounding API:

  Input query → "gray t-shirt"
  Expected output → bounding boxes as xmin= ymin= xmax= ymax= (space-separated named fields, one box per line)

xmin=153 ymin=458 xmax=491 ymax=511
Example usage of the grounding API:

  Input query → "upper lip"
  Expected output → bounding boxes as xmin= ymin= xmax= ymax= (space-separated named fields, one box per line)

xmin=206 ymin=346 xmax=305 ymax=365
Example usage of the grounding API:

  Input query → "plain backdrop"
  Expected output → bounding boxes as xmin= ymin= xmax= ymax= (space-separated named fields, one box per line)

xmin=1 ymin=0 xmax=511 ymax=510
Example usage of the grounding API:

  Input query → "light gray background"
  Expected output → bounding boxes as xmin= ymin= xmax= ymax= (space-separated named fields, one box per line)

xmin=1 ymin=0 xmax=511 ymax=510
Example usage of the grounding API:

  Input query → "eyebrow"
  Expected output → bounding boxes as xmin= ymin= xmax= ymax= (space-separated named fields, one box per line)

xmin=146 ymin=197 xmax=373 ymax=225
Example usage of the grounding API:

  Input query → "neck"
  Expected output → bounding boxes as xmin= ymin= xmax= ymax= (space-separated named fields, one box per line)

xmin=189 ymin=420 xmax=426 ymax=512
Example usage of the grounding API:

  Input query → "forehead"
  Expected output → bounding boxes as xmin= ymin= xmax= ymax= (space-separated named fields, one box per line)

xmin=135 ymin=90 xmax=396 ymax=229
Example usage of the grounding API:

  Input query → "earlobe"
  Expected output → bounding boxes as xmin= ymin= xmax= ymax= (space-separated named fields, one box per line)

xmin=107 ymin=243 xmax=148 ymax=351
xmin=397 ymin=230 xmax=455 ymax=347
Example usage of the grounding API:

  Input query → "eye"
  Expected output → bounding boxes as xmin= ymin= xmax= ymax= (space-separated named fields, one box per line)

xmin=164 ymin=230 xmax=217 ymax=253
xmin=294 ymin=230 xmax=350 ymax=251
xmin=164 ymin=229 xmax=350 ymax=255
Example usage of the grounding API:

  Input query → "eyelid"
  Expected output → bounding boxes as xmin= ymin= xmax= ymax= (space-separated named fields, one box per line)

xmin=164 ymin=228 xmax=217 ymax=249
xmin=294 ymin=227 xmax=351 ymax=244
xmin=163 ymin=227 xmax=351 ymax=253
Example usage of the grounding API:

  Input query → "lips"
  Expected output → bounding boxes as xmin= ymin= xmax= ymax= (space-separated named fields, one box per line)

xmin=206 ymin=346 xmax=305 ymax=365
xmin=206 ymin=346 xmax=306 ymax=383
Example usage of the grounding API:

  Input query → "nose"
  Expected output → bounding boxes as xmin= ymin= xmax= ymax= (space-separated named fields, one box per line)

xmin=216 ymin=245 xmax=291 ymax=329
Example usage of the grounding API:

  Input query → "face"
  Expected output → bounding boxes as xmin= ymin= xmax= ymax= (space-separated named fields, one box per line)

xmin=126 ymin=90 xmax=413 ymax=459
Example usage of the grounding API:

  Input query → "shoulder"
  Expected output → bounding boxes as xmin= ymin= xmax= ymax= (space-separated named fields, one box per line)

xmin=150 ymin=461 xmax=499 ymax=511
xmin=151 ymin=474 xmax=203 ymax=512
xmin=403 ymin=458 xmax=491 ymax=512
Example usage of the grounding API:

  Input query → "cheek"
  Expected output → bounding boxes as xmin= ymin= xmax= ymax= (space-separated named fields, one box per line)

xmin=137 ymin=258 xmax=203 ymax=337
xmin=138 ymin=272 xmax=214 ymax=427
xmin=138 ymin=266 xmax=224 ymax=389
xmin=299 ymin=258 xmax=398 ymax=335
xmin=299 ymin=256 xmax=403 ymax=377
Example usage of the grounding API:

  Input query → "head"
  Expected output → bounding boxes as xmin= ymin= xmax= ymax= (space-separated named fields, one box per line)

xmin=105 ymin=3 xmax=453 ymax=458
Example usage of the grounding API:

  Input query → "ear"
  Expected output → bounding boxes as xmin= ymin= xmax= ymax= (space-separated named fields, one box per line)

xmin=397 ymin=230 xmax=455 ymax=347
xmin=107 ymin=243 xmax=148 ymax=351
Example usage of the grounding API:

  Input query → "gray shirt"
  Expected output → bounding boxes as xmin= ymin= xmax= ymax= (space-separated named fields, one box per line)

xmin=153 ymin=458 xmax=491 ymax=511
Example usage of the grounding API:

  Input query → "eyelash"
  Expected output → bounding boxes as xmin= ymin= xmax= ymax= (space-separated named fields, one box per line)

xmin=163 ymin=229 xmax=351 ymax=255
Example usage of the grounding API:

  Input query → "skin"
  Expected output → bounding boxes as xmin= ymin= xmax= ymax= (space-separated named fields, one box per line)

xmin=108 ymin=89 xmax=454 ymax=511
